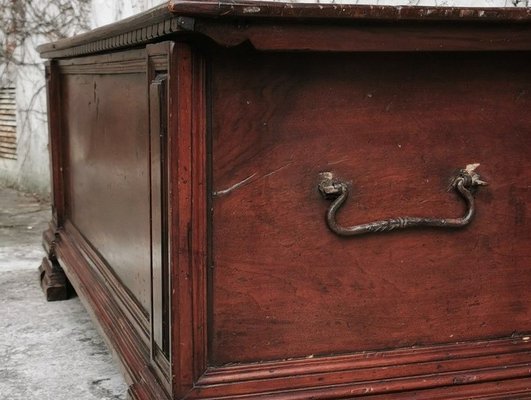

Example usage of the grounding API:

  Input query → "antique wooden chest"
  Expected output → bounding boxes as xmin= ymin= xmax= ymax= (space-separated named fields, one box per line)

xmin=38 ymin=1 xmax=531 ymax=399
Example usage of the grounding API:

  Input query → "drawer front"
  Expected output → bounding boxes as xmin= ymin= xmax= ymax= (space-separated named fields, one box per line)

xmin=210 ymin=51 xmax=530 ymax=366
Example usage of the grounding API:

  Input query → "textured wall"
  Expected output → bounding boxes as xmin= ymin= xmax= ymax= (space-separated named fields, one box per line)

xmin=0 ymin=39 xmax=54 ymax=196
xmin=0 ymin=2 xmax=89 ymax=196
xmin=91 ymin=0 xmax=165 ymax=28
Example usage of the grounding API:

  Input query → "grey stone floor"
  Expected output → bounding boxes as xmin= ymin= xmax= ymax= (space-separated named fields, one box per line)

xmin=0 ymin=187 xmax=127 ymax=400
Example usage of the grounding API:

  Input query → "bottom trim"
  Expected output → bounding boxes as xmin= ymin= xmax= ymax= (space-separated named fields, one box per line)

xmin=190 ymin=342 xmax=531 ymax=398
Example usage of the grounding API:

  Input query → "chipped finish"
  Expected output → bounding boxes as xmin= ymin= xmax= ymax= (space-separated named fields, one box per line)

xmin=168 ymin=0 xmax=531 ymax=21
xmin=318 ymin=164 xmax=487 ymax=236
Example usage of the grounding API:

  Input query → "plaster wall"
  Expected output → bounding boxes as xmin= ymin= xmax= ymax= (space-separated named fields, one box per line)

xmin=0 ymin=38 xmax=50 ymax=196
xmin=0 ymin=1 xmax=88 ymax=196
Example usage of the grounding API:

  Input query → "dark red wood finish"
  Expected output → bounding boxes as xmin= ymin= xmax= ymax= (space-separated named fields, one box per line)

xmin=38 ymin=2 xmax=531 ymax=399
xmin=210 ymin=50 xmax=531 ymax=364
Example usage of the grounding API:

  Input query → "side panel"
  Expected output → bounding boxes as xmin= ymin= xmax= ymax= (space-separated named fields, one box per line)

xmin=50 ymin=48 xmax=178 ymax=399
xmin=50 ymin=43 xmax=209 ymax=400
xmin=210 ymin=51 xmax=531 ymax=365
xmin=61 ymin=56 xmax=152 ymax=315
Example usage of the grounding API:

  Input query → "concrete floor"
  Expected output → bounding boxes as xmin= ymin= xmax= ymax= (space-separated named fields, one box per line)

xmin=0 ymin=187 xmax=127 ymax=400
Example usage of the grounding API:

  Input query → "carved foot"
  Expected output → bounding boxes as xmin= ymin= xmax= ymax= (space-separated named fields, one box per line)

xmin=39 ymin=257 xmax=70 ymax=301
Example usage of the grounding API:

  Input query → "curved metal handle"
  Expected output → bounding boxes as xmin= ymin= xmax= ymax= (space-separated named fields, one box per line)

xmin=318 ymin=164 xmax=487 ymax=236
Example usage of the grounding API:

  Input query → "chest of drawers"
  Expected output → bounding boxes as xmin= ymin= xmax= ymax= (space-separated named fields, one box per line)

xmin=39 ymin=2 xmax=531 ymax=398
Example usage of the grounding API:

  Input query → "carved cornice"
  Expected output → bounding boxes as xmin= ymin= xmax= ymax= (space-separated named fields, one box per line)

xmin=38 ymin=5 xmax=192 ymax=59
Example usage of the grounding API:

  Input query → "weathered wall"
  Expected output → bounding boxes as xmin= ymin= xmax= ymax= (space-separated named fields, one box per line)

xmin=91 ymin=0 xmax=164 ymax=28
xmin=0 ymin=0 xmax=528 ymax=196
xmin=0 ymin=40 xmax=49 ymax=195
xmin=0 ymin=1 xmax=90 ymax=197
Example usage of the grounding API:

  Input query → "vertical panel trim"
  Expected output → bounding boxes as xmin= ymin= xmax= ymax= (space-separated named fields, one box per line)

xmin=149 ymin=73 xmax=170 ymax=358
xmin=147 ymin=42 xmax=172 ymax=392
xmin=46 ymin=61 xmax=66 ymax=227
xmin=168 ymin=43 xmax=209 ymax=397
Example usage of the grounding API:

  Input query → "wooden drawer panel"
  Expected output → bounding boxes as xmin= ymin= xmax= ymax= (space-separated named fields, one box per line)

xmin=211 ymin=51 xmax=530 ymax=365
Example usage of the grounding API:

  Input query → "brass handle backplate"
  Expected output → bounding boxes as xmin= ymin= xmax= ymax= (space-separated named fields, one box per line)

xmin=318 ymin=164 xmax=487 ymax=237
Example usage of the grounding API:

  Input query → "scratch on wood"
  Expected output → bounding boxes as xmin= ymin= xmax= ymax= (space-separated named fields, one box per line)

xmin=213 ymin=163 xmax=294 ymax=197
xmin=259 ymin=162 xmax=294 ymax=180
xmin=213 ymin=173 xmax=257 ymax=197
xmin=327 ymin=157 xmax=350 ymax=166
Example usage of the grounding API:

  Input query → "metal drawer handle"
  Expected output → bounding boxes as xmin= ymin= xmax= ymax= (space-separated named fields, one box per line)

xmin=318 ymin=164 xmax=487 ymax=236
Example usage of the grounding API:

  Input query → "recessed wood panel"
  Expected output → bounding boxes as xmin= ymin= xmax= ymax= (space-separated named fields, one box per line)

xmin=210 ymin=51 xmax=531 ymax=365
xmin=63 ymin=67 xmax=151 ymax=314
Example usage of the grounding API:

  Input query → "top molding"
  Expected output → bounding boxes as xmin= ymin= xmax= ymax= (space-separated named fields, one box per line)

xmin=38 ymin=1 xmax=531 ymax=59
xmin=169 ymin=0 xmax=531 ymax=21
xmin=38 ymin=5 xmax=186 ymax=59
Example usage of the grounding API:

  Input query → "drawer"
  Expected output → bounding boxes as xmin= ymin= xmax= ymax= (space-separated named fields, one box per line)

xmin=211 ymin=51 xmax=531 ymax=365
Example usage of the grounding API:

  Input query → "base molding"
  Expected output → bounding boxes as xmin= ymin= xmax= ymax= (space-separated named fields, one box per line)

xmin=190 ymin=344 xmax=531 ymax=399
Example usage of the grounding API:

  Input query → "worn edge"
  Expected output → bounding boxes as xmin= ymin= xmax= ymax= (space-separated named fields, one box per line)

xmin=37 ymin=1 xmax=531 ymax=59
xmin=168 ymin=0 xmax=531 ymax=22
xmin=190 ymin=342 xmax=531 ymax=398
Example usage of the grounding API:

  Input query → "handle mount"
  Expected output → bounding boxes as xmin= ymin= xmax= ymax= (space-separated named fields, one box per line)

xmin=318 ymin=164 xmax=487 ymax=237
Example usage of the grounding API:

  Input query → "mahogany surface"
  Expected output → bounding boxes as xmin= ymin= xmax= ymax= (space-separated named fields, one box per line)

xmin=210 ymin=50 xmax=531 ymax=365
xmin=38 ymin=1 xmax=531 ymax=399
